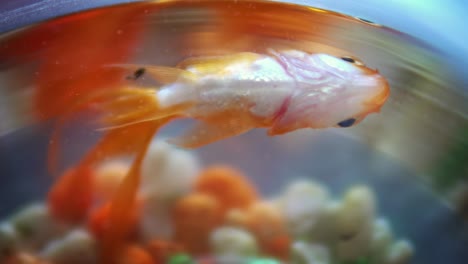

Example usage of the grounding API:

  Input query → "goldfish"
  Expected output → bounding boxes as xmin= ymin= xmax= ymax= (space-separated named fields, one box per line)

xmin=99 ymin=49 xmax=389 ymax=147
xmin=49 ymin=49 xmax=389 ymax=264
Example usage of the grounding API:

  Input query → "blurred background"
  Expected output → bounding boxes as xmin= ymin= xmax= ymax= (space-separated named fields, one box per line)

xmin=0 ymin=1 xmax=467 ymax=263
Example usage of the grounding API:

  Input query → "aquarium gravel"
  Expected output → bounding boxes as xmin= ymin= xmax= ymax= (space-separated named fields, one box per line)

xmin=0 ymin=140 xmax=413 ymax=264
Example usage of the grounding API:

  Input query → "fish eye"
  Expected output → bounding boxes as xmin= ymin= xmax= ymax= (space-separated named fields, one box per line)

xmin=340 ymin=57 xmax=356 ymax=63
xmin=340 ymin=56 xmax=364 ymax=66
xmin=126 ymin=67 xmax=146 ymax=80
xmin=337 ymin=118 xmax=356 ymax=127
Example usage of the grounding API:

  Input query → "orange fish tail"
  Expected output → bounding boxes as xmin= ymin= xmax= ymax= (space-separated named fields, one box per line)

xmin=46 ymin=87 xmax=183 ymax=263
xmin=92 ymin=88 xmax=188 ymax=263
xmin=47 ymin=87 xmax=160 ymax=174
xmin=99 ymin=120 xmax=170 ymax=264
xmin=56 ymin=88 xmax=182 ymax=264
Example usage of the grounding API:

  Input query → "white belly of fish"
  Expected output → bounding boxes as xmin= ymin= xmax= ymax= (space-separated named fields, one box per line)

xmin=158 ymin=56 xmax=295 ymax=119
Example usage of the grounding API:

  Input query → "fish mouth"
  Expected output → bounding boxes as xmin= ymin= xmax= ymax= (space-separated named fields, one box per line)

xmin=363 ymin=80 xmax=390 ymax=113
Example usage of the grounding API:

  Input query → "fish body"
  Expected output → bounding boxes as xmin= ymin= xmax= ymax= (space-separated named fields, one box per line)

xmin=158 ymin=52 xmax=292 ymax=124
xmin=107 ymin=49 xmax=389 ymax=147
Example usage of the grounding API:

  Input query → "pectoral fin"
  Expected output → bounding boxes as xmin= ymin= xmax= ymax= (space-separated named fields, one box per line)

xmin=107 ymin=64 xmax=196 ymax=84
xmin=96 ymin=88 xmax=184 ymax=129
xmin=100 ymin=120 xmax=167 ymax=264
xmin=167 ymin=120 xmax=252 ymax=149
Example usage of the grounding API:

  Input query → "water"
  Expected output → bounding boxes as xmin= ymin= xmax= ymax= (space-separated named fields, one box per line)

xmin=0 ymin=1 xmax=467 ymax=263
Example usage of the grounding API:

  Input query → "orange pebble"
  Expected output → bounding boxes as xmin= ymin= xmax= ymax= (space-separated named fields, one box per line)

xmin=194 ymin=166 xmax=258 ymax=214
xmin=88 ymin=199 xmax=141 ymax=241
xmin=146 ymin=240 xmax=184 ymax=264
xmin=47 ymin=166 xmax=94 ymax=223
xmin=119 ymin=244 xmax=154 ymax=264
xmin=263 ymin=234 xmax=291 ymax=260
xmin=172 ymin=193 xmax=223 ymax=254
xmin=243 ymin=202 xmax=291 ymax=259
xmin=88 ymin=203 xmax=111 ymax=241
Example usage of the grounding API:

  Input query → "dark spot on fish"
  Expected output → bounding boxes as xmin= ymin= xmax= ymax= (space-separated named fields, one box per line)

xmin=337 ymin=118 xmax=356 ymax=127
xmin=341 ymin=57 xmax=356 ymax=63
xmin=126 ymin=68 xmax=145 ymax=80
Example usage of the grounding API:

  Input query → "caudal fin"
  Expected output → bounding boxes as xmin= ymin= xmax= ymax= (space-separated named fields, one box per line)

xmin=47 ymin=87 xmax=163 ymax=173
xmin=47 ymin=87 xmax=186 ymax=264
xmin=98 ymin=120 xmax=166 ymax=264
xmin=96 ymin=88 xmax=177 ymax=130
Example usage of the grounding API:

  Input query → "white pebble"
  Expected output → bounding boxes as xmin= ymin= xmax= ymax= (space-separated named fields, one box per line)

xmin=369 ymin=218 xmax=394 ymax=263
xmin=93 ymin=160 xmax=130 ymax=199
xmin=308 ymin=201 xmax=341 ymax=244
xmin=40 ymin=229 xmax=97 ymax=264
xmin=210 ymin=227 xmax=258 ymax=257
xmin=141 ymin=140 xmax=200 ymax=199
xmin=0 ymin=222 xmax=18 ymax=262
xmin=139 ymin=141 xmax=200 ymax=241
xmin=291 ymin=241 xmax=330 ymax=264
xmin=279 ymin=180 xmax=330 ymax=237
xmin=383 ymin=240 xmax=413 ymax=264
xmin=10 ymin=203 xmax=69 ymax=251
xmin=139 ymin=196 xmax=173 ymax=241
xmin=225 ymin=209 xmax=249 ymax=227
xmin=214 ymin=254 xmax=249 ymax=264
xmin=336 ymin=186 xmax=376 ymax=261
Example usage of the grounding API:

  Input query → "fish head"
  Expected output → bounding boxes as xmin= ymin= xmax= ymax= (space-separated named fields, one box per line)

xmin=269 ymin=51 xmax=389 ymax=135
